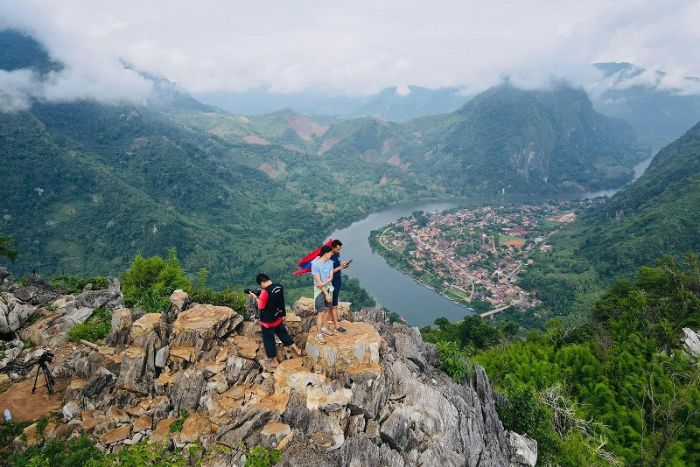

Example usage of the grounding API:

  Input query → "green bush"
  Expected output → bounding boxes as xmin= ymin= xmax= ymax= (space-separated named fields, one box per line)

xmin=121 ymin=248 xmax=192 ymax=312
xmin=189 ymin=288 xmax=248 ymax=317
xmin=245 ymin=446 xmax=281 ymax=467
xmin=169 ymin=410 xmax=189 ymax=433
xmin=67 ymin=307 xmax=111 ymax=343
xmin=435 ymin=340 xmax=472 ymax=382
xmin=48 ymin=275 xmax=109 ymax=295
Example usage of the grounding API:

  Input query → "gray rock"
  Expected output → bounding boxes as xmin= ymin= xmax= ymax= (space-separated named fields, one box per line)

xmin=0 ymin=267 xmax=10 ymax=283
xmin=76 ymin=277 xmax=124 ymax=311
xmin=218 ymin=408 xmax=276 ymax=449
xmin=115 ymin=347 xmax=153 ymax=395
xmin=682 ymin=328 xmax=700 ymax=359
xmin=335 ymin=437 xmax=405 ymax=467
xmin=155 ymin=345 xmax=170 ymax=368
xmin=62 ymin=401 xmax=81 ymax=420
xmin=171 ymin=368 xmax=205 ymax=412
xmin=82 ymin=368 xmax=116 ymax=400
xmin=507 ymin=431 xmax=538 ymax=466
xmin=225 ymin=356 xmax=258 ymax=386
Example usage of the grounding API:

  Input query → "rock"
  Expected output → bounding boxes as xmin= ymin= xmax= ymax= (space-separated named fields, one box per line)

xmin=62 ymin=401 xmax=81 ymax=420
xmin=81 ymin=410 xmax=106 ymax=431
xmin=155 ymin=345 xmax=170 ymax=368
xmin=170 ymin=290 xmax=189 ymax=313
xmin=306 ymin=387 xmax=353 ymax=411
xmin=75 ymin=277 xmax=124 ymax=311
xmin=133 ymin=414 xmax=153 ymax=432
xmin=130 ymin=313 xmax=164 ymax=347
xmin=100 ymin=424 xmax=131 ymax=445
xmin=171 ymin=304 xmax=243 ymax=355
xmin=392 ymin=331 xmax=427 ymax=371
xmin=106 ymin=406 xmax=130 ymax=424
xmin=507 ymin=431 xmax=538 ymax=466
xmin=151 ymin=417 xmax=176 ymax=443
xmin=682 ymin=328 xmax=700 ymax=359
xmin=81 ymin=368 xmax=116 ymax=400
xmin=179 ymin=412 xmax=215 ymax=444
xmin=294 ymin=297 xmax=316 ymax=318
xmin=232 ymin=335 xmax=259 ymax=360
xmin=1 ymin=292 xmax=38 ymax=333
xmin=19 ymin=303 xmax=93 ymax=347
xmin=171 ymin=368 xmax=206 ymax=412
xmin=217 ymin=408 xmax=276 ymax=449
xmin=224 ymin=356 xmax=258 ymax=387
xmin=106 ymin=308 xmax=132 ymax=347
xmin=0 ymin=267 xmax=10 ymax=283
xmin=0 ymin=339 xmax=23 ymax=370
xmin=304 ymin=321 xmax=381 ymax=376
xmin=260 ymin=422 xmax=291 ymax=448
xmin=115 ymin=346 xmax=153 ymax=395
xmin=335 ymin=437 xmax=405 ymax=467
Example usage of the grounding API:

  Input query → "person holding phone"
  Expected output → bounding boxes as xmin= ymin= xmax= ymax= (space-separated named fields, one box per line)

xmin=329 ymin=239 xmax=351 ymax=333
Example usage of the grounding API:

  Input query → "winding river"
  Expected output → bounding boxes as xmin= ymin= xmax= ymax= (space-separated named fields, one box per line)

xmin=330 ymin=156 xmax=655 ymax=327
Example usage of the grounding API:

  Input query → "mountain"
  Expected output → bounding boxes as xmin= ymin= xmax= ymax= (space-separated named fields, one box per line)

xmin=194 ymin=85 xmax=469 ymax=122
xmin=591 ymin=62 xmax=700 ymax=151
xmin=520 ymin=120 xmax=700 ymax=320
xmin=399 ymin=84 xmax=649 ymax=195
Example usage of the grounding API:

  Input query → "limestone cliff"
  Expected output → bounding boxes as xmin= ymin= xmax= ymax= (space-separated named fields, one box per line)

xmin=0 ymin=272 xmax=536 ymax=466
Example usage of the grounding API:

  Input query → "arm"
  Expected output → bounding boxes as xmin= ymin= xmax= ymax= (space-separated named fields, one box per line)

xmin=256 ymin=289 xmax=269 ymax=310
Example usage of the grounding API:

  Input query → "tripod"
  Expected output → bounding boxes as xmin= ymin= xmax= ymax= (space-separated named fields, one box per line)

xmin=31 ymin=360 xmax=55 ymax=394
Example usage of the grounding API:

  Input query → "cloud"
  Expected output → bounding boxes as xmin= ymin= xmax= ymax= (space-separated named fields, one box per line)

xmin=0 ymin=0 xmax=699 ymax=108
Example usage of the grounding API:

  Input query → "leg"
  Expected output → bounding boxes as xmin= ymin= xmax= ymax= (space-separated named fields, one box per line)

xmin=260 ymin=326 xmax=277 ymax=360
xmin=276 ymin=324 xmax=304 ymax=356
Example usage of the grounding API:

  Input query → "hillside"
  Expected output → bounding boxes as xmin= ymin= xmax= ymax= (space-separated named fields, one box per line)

xmin=413 ymin=84 xmax=649 ymax=195
xmin=521 ymin=120 xmax=700 ymax=319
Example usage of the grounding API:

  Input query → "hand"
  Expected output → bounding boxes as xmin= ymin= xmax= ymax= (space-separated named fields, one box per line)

xmin=342 ymin=261 xmax=350 ymax=269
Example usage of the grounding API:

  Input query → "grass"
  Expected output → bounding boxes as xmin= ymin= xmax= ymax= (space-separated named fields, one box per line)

xmin=67 ymin=307 xmax=111 ymax=343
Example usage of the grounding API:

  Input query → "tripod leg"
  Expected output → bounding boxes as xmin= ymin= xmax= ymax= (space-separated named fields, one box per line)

xmin=42 ymin=365 xmax=54 ymax=394
xmin=32 ymin=364 xmax=41 ymax=394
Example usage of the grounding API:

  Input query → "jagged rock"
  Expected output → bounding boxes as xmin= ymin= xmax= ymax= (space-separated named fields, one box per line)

xmin=106 ymin=406 xmax=130 ymax=424
xmin=304 ymin=321 xmax=381 ymax=376
xmin=81 ymin=410 xmax=106 ymax=431
xmin=335 ymin=437 xmax=405 ymax=467
xmin=106 ymin=308 xmax=132 ymax=347
xmin=282 ymin=392 xmax=345 ymax=451
xmin=76 ymin=278 xmax=124 ymax=311
xmin=151 ymin=417 xmax=176 ymax=443
xmin=0 ymin=339 xmax=23 ymax=370
xmin=115 ymin=347 xmax=153 ymax=395
xmin=6 ymin=275 xmax=60 ymax=305
xmin=0 ymin=267 xmax=10 ymax=283
xmin=0 ymin=292 xmax=37 ymax=333
xmin=130 ymin=313 xmax=164 ymax=347
xmin=171 ymin=304 xmax=243 ymax=356
xmin=224 ymin=356 xmax=258 ymax=386
xmin=218 ymin=407 xmax=277 ymax=449
xmin=178 ymin=412 xmax=216 ymax=445
xmin=507 ymin=431 xmax=538 ymax=466
xmin=172 ymin=368 xmax=206 ymax=412
xmin=306 ymin=386 xmax=353 ymax=411
xmin=100 ymin=424 xmax=131 ymax=445
xmin=81 ymin=367 xmax=116 ymax=400
xmin=232 ymin=335 xmax=259 ymax=359
xmin=392 ymin=330 xmax=427 ymax=372
xmin=170 ymin=290 xmax=189 ymax=314
xmin=682 ymin=328 xmax=700 ymax=358
xmin=260 ymin=422 xmax=291 ymax=448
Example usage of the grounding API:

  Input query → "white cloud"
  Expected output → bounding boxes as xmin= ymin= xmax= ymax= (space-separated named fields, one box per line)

xmin=0 ymin=0 xmax=699 ymax=107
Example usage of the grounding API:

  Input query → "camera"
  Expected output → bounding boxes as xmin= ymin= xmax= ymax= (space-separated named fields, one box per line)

xmin=38 ymin=350 xmax=54 ymax=364
xmin=244 ymin=288 xmax=261 ymax=296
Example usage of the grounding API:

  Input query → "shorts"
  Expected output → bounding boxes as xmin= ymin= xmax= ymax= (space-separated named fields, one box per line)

xmin=332 ymin=286 xmax=340 ymax=306
xmin=314 ymin=292 xmax=330 ymax=312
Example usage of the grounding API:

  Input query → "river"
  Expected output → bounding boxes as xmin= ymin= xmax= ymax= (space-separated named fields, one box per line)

xmin=330 ymin=156 xmax=655 ymax=327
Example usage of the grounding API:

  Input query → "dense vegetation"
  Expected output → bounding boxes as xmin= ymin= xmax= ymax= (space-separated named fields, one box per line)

xmin=426 ymin=255 xmax=700 ymax=465
xmin=521 ymin=120 xmax=700 ymax=325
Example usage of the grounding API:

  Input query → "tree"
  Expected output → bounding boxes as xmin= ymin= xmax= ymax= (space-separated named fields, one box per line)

xmin=0 ymin=236 xmax=18 ymax=261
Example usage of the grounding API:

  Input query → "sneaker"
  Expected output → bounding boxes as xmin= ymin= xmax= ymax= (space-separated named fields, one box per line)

xmin=336 ymin=326 xmax=347 ymax=333
xmin=321 ymin=327 xmax=335 ymax=336
xmin=316 ymin=333 xmax=326 ymax=344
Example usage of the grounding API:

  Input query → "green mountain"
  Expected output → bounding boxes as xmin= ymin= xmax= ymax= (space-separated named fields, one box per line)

xmin=411 ymin=84 xmax=649 ymax=195
xmin=521 ymin=120 xmax=700 ymax=320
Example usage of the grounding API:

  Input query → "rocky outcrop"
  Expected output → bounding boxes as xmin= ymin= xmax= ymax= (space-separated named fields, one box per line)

xmin=6 ymin=285 xmax=532 ymax=466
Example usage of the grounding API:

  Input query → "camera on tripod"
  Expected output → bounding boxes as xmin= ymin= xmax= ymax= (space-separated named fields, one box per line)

xmin=32 ymin=350 xmax=55 ymax=394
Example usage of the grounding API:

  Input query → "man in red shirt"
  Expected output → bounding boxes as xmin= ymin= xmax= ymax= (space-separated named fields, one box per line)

xmin=249 ymin=273 xmax=305 ymax=369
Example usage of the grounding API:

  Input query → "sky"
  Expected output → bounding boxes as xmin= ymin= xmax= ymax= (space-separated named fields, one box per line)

xmin=1 ymin=0 xmax=700 ymax=111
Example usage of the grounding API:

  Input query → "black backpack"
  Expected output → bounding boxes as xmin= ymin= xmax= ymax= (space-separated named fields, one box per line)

xmin=261 ymin=283 xmax=286 ymax=323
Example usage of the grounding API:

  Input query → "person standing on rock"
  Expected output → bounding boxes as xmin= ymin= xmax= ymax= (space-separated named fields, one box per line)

xmin=329 ymin=239 xmax=350 ymax=333
xmin=249 ymin=273 xmax=305 ymax=369
xmin=311 ymin=245 xmax=335 ymax=343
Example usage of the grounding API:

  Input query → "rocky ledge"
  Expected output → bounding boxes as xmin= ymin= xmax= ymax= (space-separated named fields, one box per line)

xmin=1 ymin=278 xmax=537 ymax=466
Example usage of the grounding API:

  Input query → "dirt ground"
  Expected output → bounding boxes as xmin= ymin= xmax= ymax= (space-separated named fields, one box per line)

xmin=0 ymin=376 xmax=68 ymax=422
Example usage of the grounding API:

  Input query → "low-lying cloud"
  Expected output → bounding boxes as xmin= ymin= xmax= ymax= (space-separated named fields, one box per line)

xmin=1 ymin=0 xmax=699 ymax=112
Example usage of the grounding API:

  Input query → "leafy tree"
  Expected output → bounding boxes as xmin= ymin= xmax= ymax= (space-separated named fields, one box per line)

xmin=0 ymin=236 xmax=18 ymax=262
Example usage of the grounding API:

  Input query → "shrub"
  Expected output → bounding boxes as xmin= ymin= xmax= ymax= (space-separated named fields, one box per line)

xmin=67 ymin=307 xmax=111 ymax=343
xmin=189 ymin=288 xmax=248 ymax=317
xmin=121 ymin=248 xmax=192 ymax=312
xmin=435 ymin=340 xmax=472 ymax=382
xmin=48 ymin=276 xmax=109 ymax=295
xmin=245 ymin=446 xmax=281 ymax=467
xmin=169 ymin=410 xmax=189 ymax=433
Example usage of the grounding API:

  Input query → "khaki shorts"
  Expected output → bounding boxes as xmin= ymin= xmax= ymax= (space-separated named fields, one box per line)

xmin=314 ymin=293 xmax=330 ymax=312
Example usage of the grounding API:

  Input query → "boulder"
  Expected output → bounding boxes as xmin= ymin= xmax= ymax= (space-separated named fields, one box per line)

xmin=260 ymin=422 xmax=291 ymax=448
xmin=75 ymin=277 xmax=124 ymax=311
xmin=171 ymin=304 xmax=243 ymax=355
xmin=304 ymin=321 xmax=381 ymax=376
xmin=100 ymin=424 xmax=131 ymax=445
xmin=115 ymin=346 xmax=153 ymax=395
xmin=178 ymin=412 xmax=216 ymax=444
xmin=106 ymin=308 xmax=132 ymax=347
xmin=81 ymin=368 xmax=116 ymax=400
xmin=0 ymin=292 xmax=37 ymax=333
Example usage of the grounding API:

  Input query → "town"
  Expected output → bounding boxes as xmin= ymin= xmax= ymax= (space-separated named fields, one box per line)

xmin=370 ymin=200 xmax=601 ymax=317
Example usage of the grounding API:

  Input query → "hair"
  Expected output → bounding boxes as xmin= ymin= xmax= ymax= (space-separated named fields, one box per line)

xmin=318 ymin=245 xmax=333 ymax=257
xmin=256 ymin=273 xmax=270 ymax=285
xmin=331 ymin=239 xmax=343 ymax=248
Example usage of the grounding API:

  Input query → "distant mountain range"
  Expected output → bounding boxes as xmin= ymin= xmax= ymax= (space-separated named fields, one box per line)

xmin=0 ymin=29 xmax=666 ymax=284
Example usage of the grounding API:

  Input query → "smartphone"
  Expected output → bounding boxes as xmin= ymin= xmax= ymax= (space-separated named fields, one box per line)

xmin=346 ymin=259 xmax=353 ymax=264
